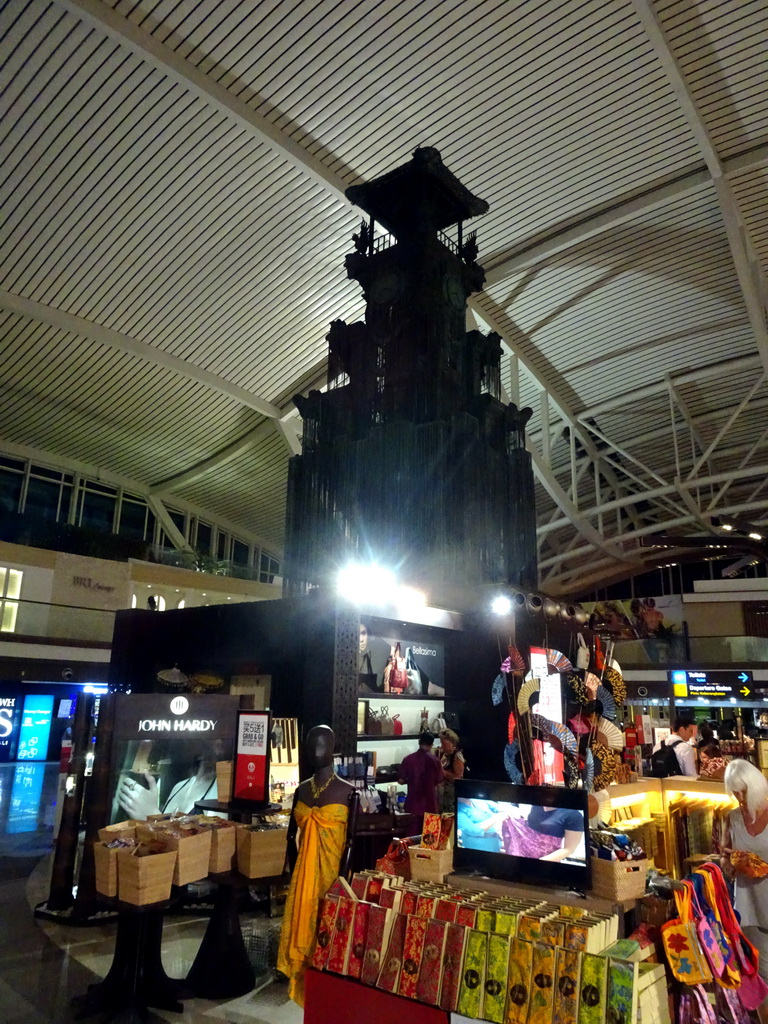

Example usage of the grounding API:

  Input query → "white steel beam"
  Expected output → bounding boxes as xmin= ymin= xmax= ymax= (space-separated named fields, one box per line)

xmin=0 ymin=289 xmax=282 ymax=419
xmin=146 ymin=495 xmax=192 ymax=553
xmin=630 ymin=0 xmax=768 ymax=376
xmin=58 ymin=0 xmax=351 ymax=202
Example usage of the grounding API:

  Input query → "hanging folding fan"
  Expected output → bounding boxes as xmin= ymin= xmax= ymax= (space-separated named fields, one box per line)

xmin=563 ymin=751 xmax=580 ymax=789
xmin=516 ymin=679 xmax=540 ymax=716
xmin=594 ymin=685 xmax=617 ymax=721
xmin=508 ymin=712 xmax=516 ymax=744
xmin=545 ymin=649 xmax=573 ymax=674
xmin=504 ymin=741 xmax=525 ymax=784
xmin=588 ymin=789 xmax=611 ymax=827
xmin=531 ymin=714 xmax=578 ymax=757
xmin=568 ymin=712 xmax=591 ymax=737
xmin=567 ymin=673 xmax=590 ymax=705
xmin=584 ymin=672 xmax=601 ymax=700
xmin=590 ymin=741 xmax=619 ymax=790
xmin=583 ymin=748 xmax=595 ymax=792
xmin=491 ymin=673 xmax=505 ymax=707
xmin=507 ymin=645 xmax=527 ymax=674
xmin=596 ymin=716 xmax=624 ymax=751
xmin=603 ymin=666 xmax=627 ymax=704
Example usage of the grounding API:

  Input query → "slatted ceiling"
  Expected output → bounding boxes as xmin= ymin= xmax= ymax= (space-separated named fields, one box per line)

xmin=656 ymin=0 xmax=768 ymax=157
xmin=730 ymin=165 xmax=768 ymax=273
xmin=0 ymin=312 xmax=261 ymax=481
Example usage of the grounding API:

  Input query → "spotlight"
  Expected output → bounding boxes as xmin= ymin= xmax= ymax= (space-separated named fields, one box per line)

xmin=749 ymin=532 xmax=763 ymax=541
xmin=398 ymin=586 xmax=426 ymax=611
xmin=721 ymin=523 xmax=734 ymax=532
xmin=337 ymin=563 xmax=396 ymax=604
xmin=491 ymin=595 xmax=513 ymax=616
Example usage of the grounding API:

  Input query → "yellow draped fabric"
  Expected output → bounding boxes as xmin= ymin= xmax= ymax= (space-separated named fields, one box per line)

xmin=276 ymin=800 xmax=349 ymax=1006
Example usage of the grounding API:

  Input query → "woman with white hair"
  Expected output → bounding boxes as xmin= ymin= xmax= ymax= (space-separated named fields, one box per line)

xmin=724 ymin=758 xmax=768 ymax=1015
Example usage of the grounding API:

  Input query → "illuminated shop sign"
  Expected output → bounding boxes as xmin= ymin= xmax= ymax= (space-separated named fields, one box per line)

xmin=670 ymin=668 xmax=754 ymax=700
xmin=17 ymin=695 xmax=54 ymax=761
xmin=0 ymin=696 xmax=22 ymax=762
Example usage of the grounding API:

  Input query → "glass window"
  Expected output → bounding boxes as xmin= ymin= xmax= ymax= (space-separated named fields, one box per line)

xmin=80 ymin=489 xmax=116 ymax=532
xmin=0 ymin=468 xmax=23 ymax=513
xmin=168 ymin=509 xmax=186 ymax=537
xmin=25 ymin=477 xmax=63 ymax=521
xmin=195 ymin=521 xmax=212 ymax=553
xmin=232 ymin=539 xmax=249 ymax=566
xmin=259 ymin=553 xmax=280 ymax=584
xmin=217 ymin=532 xmax=228 ymax=560
xmin=119 ymin=498 xmax=149 ymax=540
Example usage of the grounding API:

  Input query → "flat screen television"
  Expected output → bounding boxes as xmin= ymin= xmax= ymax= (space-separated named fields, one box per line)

xmin=453 ymin=779 xmax=591 ymax=891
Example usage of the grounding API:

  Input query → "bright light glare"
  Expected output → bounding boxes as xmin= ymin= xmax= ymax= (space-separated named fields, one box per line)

xmin=721 ymin=522 xmax=734 ymax=531
xmin=337 ymin=564 xmax=396 ymax=604
xmin=491 ymin=595 xmax=513 ymax=615
xmin=749 ymin=532 xmax=763 ymax=541
xmin=398 ymin=586 xmax=426 ymax=609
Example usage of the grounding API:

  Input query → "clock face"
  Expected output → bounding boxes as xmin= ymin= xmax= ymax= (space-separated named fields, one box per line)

xmin=443 ymin=274 xmax=465 ymax=310
xmin=370 ymin=270 xmax=403 ymax=305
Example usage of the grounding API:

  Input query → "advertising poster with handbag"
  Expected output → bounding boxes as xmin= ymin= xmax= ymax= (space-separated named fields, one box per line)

xmin=358 ymin=621 xmax=445 ymax=696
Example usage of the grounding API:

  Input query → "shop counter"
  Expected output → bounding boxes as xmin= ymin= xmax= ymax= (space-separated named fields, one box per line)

xmin=305 ymin=968 xmax=447 ymax=1024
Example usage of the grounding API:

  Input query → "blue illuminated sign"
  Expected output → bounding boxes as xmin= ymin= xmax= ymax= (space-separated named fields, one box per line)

xmin=0 ymin=696 xmax=22 ymax=762
xmin=7 ymin=763 xmax=46 ymax=833
xmin=17 ymin=695 xmax=54 ymax=761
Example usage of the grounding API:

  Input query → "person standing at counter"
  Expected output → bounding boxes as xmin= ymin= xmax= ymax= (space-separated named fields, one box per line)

xmin=723 ymin=759 xmax=768 ymax=1017
xmin=398 ymin=732 xmax=443 ymax=818
xmin=437 ymin=728 xmax=466 ymax=813
xmin=650 ymin=715 xmax=697 ymax=777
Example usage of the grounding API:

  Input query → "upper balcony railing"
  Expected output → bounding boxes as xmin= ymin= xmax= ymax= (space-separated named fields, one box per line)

xmin=615 ymin=634 xmax=768 ymax=666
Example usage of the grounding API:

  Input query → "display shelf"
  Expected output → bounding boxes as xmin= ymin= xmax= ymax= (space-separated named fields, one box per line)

xmin=358 ymin=694 xmax=445 ymax=701
xmin=357 ymin=733 xmax=422 ymax=741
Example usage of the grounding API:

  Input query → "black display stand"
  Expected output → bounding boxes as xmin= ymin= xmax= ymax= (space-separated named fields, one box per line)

xmin=72 ymin=897 xmax=185 ymax=1022
xmin=185 ymin=872 xmax=255 ymax=999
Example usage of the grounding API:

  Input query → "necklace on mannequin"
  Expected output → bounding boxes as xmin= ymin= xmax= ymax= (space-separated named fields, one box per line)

xmin=310 ymin=772 xmax=338 ymax=799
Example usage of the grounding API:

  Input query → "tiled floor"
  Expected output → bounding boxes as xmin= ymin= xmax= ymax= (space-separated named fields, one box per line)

xmin=0 ymin=763 xmax=303 ymax=1023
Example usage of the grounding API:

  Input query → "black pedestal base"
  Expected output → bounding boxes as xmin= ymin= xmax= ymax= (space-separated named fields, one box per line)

xmin=185 ymin=873 xmax=255 ymax=999
xmin=72 ymin=902 xmax=185 ymax=1022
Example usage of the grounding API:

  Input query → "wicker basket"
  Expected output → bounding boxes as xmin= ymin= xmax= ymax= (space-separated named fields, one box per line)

xmin=93 ymin=841 xmax=119 ymax=897
xmin=408 ymin=847 xmax=453 ymax=883
xmin=590 ymin=856 xmax=648 ymax=901
xmin=137 ymin=825 xmax=212 ymax=886
xmin=236 ymin=826 xmax=288 ymax=879
xmin=116 ymin=847 xmax=177 ymax=905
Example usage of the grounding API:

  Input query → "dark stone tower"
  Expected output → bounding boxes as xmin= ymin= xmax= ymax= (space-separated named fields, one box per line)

xmin=283 ymin=147 xmax=537 ymax=595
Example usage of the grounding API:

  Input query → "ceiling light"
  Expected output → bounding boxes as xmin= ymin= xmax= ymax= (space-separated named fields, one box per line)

xmin=337 ymin=564 xmax=396 ymax=604
xmin=721 ymin=523 xmax=734 ymax=531
xmin=749 ymin=532 xmax=763 ymax=541
xmin=491 ymin=595 xmax=513 ymax=615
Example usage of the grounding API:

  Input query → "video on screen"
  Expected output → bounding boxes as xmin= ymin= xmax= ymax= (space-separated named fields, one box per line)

xmin=456 ymin=797 xmax=586 ymax=865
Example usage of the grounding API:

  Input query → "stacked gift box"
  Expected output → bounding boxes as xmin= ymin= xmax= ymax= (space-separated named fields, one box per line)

xmin=311 ymin=871 xmax=670 ymax=1024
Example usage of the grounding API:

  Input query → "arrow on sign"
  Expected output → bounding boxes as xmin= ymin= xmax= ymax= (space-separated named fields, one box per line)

xmin=739 ymin=672 xmax=749 ymax=683
xmin=741 ymin=686 xmax=751 ymax=696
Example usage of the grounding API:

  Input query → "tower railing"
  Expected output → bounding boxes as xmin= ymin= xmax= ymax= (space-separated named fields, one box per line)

xmin=371 ymin=232 xmax=395 ymax=254
xmin=437 ymin=229 xmax=459 ymax=255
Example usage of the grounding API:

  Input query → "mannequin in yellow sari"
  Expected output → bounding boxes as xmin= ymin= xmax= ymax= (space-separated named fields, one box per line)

xmin=277 ymin=725 xmax=358 ymax=1006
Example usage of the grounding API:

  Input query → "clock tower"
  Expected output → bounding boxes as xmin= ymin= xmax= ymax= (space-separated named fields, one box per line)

xmin=284 ymin=147 xmax=537 ymax=598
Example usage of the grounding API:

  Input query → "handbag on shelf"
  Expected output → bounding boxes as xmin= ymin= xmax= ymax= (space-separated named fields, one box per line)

xmin=661 ymin=881 xmax=712 ymax=984
xmin=379 ymin=706 xmax=394 ymax=736
xmin=366 ymin=708 xmax=382 ymax=737
xmin=358 ymin=651 xmax=379 ymax=694
xmin=404 ymin=647 xmax=423 ymax=695
xmin=392 ymin=714 xmax=403 ymax=736
xmin=375 ymin=837 xmax=416 ymax=879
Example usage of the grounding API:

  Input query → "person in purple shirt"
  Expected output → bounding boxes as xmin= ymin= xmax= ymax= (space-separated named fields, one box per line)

xmin=398 ymin=732 xmax=444 ymax=818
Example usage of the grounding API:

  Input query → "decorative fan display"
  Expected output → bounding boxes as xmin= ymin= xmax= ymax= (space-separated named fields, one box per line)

xmin=594 ymin=684 xmax=617 ymax=721
xmin=545 ymin=649 xmax=573 ymax=674
xmin=584 ymin=672 xmax=601 ymax=700
xmin=530 ymin=714 xmax=578 ymax=757
xmin=583 ymin=748 xmax=595 ymax=792
xmin=491 ymin=673 xmax=505 ymax=706
xmin=156 ymin=665 xmax=189 ymax=691
xmin=567 ymin=673 xmax=590 ymax=705
xmin=591 ymin=741 xmax=619 ymax=790
xmin=595 ymin=716 xmax=623 ymax=751
xmin=563 ymin=751 xmax=580 ymax=789
xmin=507 ymin=646 xmax=527 ymax=673
xmin=588 ymin=789 xmax=611 ymax=827
xmin=603 ymin=666 xmax=627 ymax=704
xmin=508 ymin=712 xmax=516 ymax=744
xmin=516 ymin=679 xmax=540 ymax=716
xmin=504 ymin=741 xmax=524 ymax=784
xmin=568 ymin=713 xmax=591 ymax=736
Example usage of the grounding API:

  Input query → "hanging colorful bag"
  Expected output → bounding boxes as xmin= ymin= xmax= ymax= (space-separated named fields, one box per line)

xmin=679 ymin=985 xmax=718 ymax=1024
xmin=691 ymin=870 xmax=739 ymax=987
xmin=661 ymin=882 xmax=713 ymax=984
xmin=575 ymin=633 xmax=589 ymax=670
xmin=685 ymin=878 xmax=726 ymax=979
xmin=699 ymin=862 xmax=767 ymax=1008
